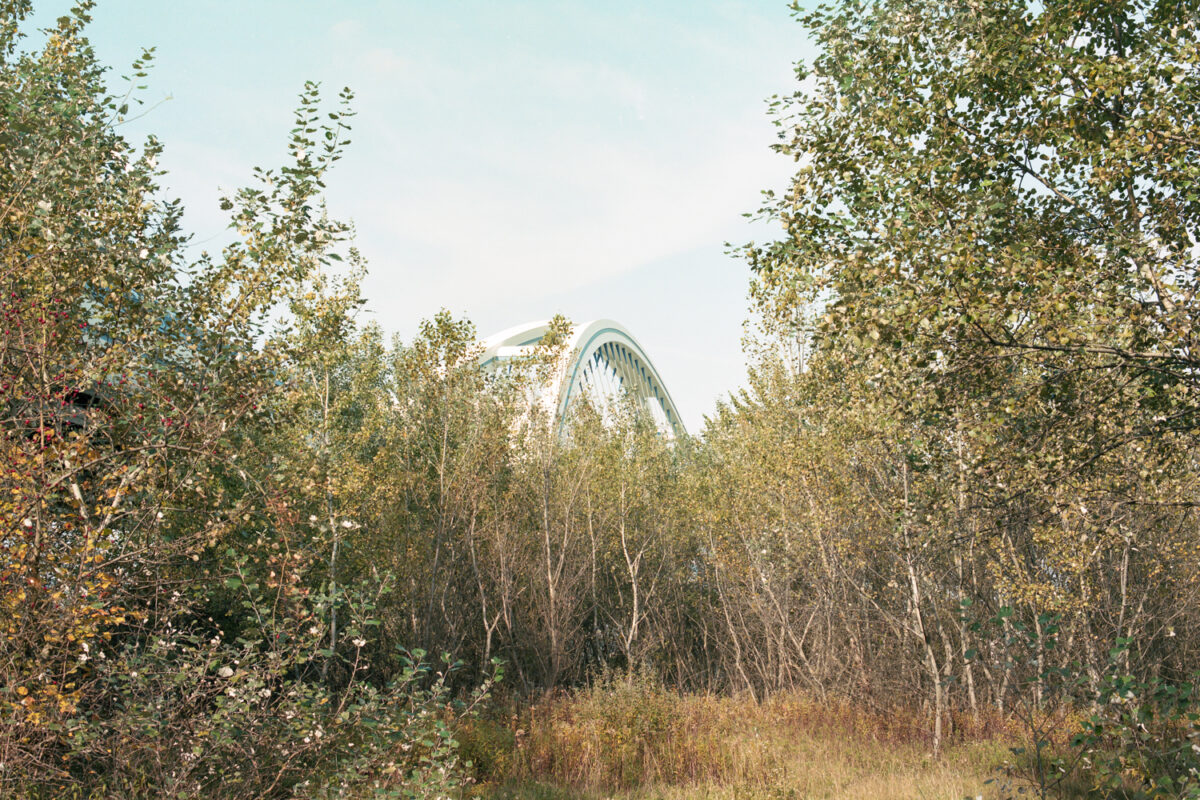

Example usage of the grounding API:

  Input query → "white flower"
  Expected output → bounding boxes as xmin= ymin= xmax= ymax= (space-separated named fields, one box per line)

xmin=309 ymin=515 xmax=319 ymax=523
xmin=138 ymin=248 xmax=149 ymax=259
xmin=218 ymin=666 xmax=234 ymax=678
xmin=352 ymin=638 xmax=366 ymax=648
xmin=341 ymin=519 xmax=354 ymax=529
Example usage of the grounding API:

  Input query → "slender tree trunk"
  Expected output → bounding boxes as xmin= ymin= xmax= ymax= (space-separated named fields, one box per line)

xmin=902 ymin=461 xmax=943 ymax=756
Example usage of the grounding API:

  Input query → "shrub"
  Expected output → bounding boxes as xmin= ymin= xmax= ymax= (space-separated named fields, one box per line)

xmin=1073 ymin=644 xmax=1200 ymax=799
xmin=4 ymin=554 xmax=499 ymax=799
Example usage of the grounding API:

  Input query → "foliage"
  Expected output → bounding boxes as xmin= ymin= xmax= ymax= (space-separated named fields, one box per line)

xmin=41 ymin=565 xmax=499 ymax=799
xmin=739 ymin=0 xmax=1200 ymax=766
xmin=1072 ymin=642 xmax=1200 ymax=799
xmin=0 ymin=3 xmax=497 ymax=796
xmin=753 ymin=0 xmax=1200 ymax=413
xmin=963 ymin=607 xmax=1091 ymax=799
xmin=7 ymin=0 xmax=1200 ymax=798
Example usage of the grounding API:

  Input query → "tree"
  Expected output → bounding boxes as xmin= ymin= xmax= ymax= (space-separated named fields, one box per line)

xmin=0 ymin=4 xmax=491 ymax=794
xmin=728 ymin=0 xmax=1200 ymax=756
xmin=754 ymin=0 xmax=1199 ymax=389
xmin=751 ymin=0 xmax=1200 ymax=656
xmin=752 ymin=0 xmax=1200 ymax=478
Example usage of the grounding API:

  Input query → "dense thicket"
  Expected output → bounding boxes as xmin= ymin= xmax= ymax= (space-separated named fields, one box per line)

xmin=743 ymin=0 xmax=1200 ymax=735
xmin=4 ymin=0 xmax=1200 ymax=797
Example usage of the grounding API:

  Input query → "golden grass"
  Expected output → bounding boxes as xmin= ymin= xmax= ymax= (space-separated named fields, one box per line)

xmin=463 ymin=678 xmax=1019 ymax=800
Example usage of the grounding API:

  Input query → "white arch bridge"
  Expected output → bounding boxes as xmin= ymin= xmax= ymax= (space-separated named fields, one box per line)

xmin=479 ymin=319 xmax=685 ymax=438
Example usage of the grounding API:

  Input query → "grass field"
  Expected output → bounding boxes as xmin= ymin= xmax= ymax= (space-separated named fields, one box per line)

xmin=461 ymin=679 xmax=1032 ymax=800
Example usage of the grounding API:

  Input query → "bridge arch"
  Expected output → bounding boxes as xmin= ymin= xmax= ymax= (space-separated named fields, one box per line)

xmin=479 ymin=319 xmax=685 ymax=438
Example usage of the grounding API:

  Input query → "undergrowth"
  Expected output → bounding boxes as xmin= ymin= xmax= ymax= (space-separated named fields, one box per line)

xmin=461 ymin=673 xmax=1015 ymax=800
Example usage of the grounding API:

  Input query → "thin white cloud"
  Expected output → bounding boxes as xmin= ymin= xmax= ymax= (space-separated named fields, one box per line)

xmin=330 ymin=19 xmax=364 ymax=41
xmin=361 ymin=47 xmax=410 ymax=76
xmin=350 ymin=117 xmax=782 ymax=317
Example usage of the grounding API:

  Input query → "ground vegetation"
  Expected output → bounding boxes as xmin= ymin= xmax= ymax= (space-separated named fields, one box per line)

xmin=3 ymin=0 xmax=1200 ymax=798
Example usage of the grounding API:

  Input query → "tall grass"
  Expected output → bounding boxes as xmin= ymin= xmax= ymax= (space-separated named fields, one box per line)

xmin=463 ymin=673 xmax=1014 ymax=799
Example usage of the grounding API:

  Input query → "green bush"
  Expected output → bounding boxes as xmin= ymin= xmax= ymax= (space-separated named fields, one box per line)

xmin=1073 ymin=643 xmax=1200 ymax=800
xmin=20 ymin=565 xmax=499 ymax=799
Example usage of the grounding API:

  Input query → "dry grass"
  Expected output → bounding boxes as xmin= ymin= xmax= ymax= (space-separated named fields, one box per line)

xmin=462 ymin=677 xmax=1020 ymax=800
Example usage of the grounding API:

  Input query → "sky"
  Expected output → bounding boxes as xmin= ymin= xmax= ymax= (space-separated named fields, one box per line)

xmin=28 ymin=1 xmax=814 ymax=432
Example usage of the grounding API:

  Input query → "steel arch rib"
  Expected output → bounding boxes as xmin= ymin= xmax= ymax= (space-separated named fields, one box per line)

xmin=479 ymin=319 xmax=686 ymax=438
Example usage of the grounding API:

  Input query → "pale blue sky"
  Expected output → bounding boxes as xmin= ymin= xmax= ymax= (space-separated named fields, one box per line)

xmin=29 ymin=1 xmax=812 ymax=432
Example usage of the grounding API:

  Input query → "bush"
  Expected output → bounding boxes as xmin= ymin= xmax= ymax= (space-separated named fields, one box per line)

xmin=4 ymin=556 xmax=499 ymax=799
xmin=1073 ymin=644 xmax=1200 ymax=799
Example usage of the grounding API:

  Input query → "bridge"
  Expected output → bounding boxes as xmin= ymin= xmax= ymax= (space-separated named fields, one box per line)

xmin=479 ymin=319 xmax=685 ymax=438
